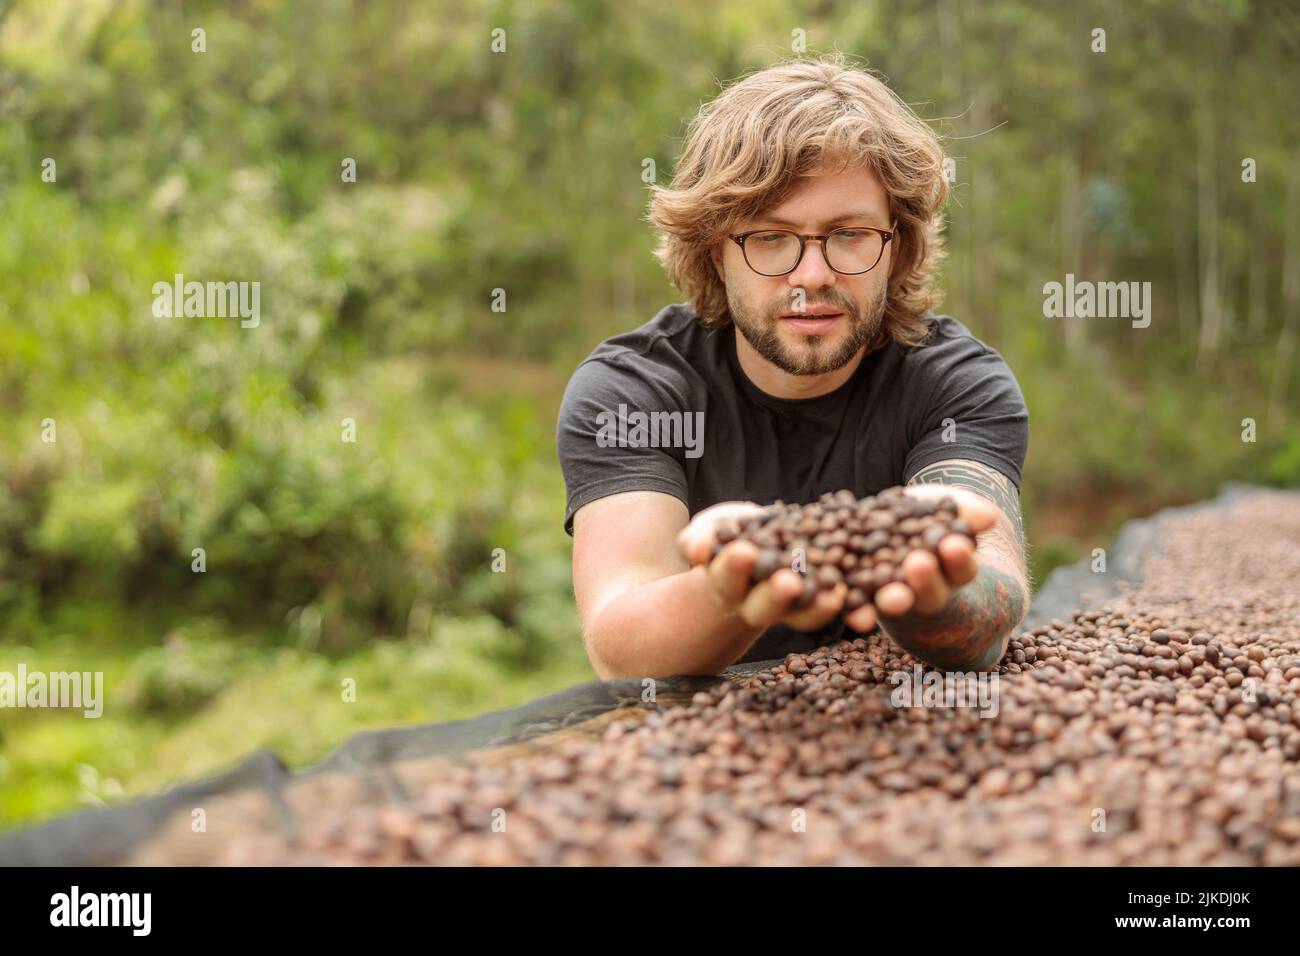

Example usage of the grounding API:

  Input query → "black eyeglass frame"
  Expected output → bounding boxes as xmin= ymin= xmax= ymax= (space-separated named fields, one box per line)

xmin=728 ymin=225 xmax=896 ymax=277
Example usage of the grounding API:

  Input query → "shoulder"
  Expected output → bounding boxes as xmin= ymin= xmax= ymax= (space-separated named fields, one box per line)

xmin=581 ymin=302 xmax=718 ymax=365
xmin=893 ymin=313 xmax=1023 ymax=396
xmin=561 ymin=303 xmax=720 ymax=408
xmin=896 ymin=313 xmax=1001 ymax=367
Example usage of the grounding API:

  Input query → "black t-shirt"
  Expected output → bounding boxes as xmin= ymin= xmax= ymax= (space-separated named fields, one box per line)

xmin=556 ymin=302 xmax=1029 ymax=663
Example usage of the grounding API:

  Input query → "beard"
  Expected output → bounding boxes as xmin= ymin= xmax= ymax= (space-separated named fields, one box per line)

xmin=727 ymin=281 xmax=887 ymax=376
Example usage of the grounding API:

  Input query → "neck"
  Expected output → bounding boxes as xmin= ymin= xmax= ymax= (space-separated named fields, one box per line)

xmin=734 ymin=329 xmax=868 ymax=400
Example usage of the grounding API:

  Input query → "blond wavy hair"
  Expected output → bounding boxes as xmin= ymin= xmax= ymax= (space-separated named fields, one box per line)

xmin=647 ymin=55 xmax=948 ymax=346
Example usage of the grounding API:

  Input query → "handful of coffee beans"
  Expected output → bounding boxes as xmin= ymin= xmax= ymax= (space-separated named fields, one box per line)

xmin=712 ymin=487 xmax=976 ymax=612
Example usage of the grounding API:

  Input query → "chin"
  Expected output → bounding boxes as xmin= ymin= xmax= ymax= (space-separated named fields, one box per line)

xmin=784 ymin=330 xmax=845 ymax=352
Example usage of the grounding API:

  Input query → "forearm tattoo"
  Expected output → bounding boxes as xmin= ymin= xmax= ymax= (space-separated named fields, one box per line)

xmin=908 ymin=459 xmax=1025 ymax=545
xmin=877 ymin=459 xmax=1030 ymax=671
xmin=879 ymin=563 xmax=1028 ymax=671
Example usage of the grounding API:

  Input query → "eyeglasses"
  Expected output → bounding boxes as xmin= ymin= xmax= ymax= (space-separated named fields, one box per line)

xmin=728 ymin=225 xmax=895 ymax=277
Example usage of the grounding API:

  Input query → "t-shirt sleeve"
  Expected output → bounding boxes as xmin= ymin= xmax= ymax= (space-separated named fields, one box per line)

xmin=556 ymin=357 xmax=691 ymax=535
xmin=901 ymin=338 xmax=1030 ymax=490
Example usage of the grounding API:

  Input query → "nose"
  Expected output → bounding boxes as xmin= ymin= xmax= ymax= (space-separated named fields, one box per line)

xmin=786 ymin=237 xmax=837 ymax=291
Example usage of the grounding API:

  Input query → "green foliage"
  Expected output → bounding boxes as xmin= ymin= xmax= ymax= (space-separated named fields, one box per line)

xmin=119 ymin=631 xmax=242 ymax=716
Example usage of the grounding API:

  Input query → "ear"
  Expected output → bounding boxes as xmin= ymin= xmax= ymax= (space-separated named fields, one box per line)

xmin=885 ymin=222 xmax=901 ymax=275
xmin=709 ymin=243 xmax=726 ymax=282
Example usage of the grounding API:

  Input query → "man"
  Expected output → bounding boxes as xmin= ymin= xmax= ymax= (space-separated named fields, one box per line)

xmin=557 ymin=56 xmax=1030 ymax=679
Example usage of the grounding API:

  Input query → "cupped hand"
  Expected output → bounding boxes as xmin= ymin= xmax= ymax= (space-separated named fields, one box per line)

xmin=677 ymin=502 xmax=847 ymax=632
xmin=843 ymin=485 xmax=997 ymax=631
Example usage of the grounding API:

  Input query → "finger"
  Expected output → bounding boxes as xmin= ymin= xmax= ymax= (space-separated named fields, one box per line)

xmin=955 ymin=495 xmax=998 ymax=535
xmin=737 ymin=569 xmax=803 ymax=628
xmin=937 ymin=533 xmax=980 ymax=586
xmin=844 ymin=602 xmax=878 ymax=633
xmin=902 ymin=549 xmax=950 ymax=616
xmin=677 ymin=503 xmax=762 ymax=564
xmin=678 ymin=524 xmax=717 ymax=565
xmin=706 ymin=541 xmax=758 ymax=606
xmin=874 ymin=581 xmax=915 ymax=617
xmin=783 ymin=582 xmax=846 ymax=631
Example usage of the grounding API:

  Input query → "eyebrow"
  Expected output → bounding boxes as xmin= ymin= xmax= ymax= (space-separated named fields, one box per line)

xmin=757 ymin=211 xmax=890 ymax=229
